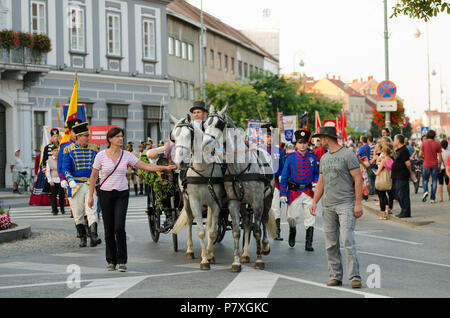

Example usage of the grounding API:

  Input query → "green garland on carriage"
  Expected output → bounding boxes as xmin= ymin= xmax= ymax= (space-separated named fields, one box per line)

xmin=138 ymin=156 xmax=174 ymax=211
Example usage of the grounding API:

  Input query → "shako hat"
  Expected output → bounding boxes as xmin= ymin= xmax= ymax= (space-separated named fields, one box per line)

xmin=66 ymin=119 xmax=83 ymax=131
xmin=50 ymin=128 xmax=60 ymax=136
xmin=72 ymin=122 xmax=89 ymax=136
xmin=189 ymin=100 xmax=207 ymax=113
xmin=311 ymin=126 xmax=343 ymax=139
xmin=293 ymin=130 xmax=311 ymax=143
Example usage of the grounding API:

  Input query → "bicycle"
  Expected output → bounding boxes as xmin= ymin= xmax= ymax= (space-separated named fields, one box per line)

xmin=16 ymin=168 xmax=34 ymax=193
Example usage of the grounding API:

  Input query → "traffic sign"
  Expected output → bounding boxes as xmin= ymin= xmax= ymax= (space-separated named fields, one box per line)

xmin=376 ymin=100 xmax=398 ymax=112
xmin=377 ymin=80 xmax=397 ymax=101
xmin=421 ymin=126 xmax=429 ymax=136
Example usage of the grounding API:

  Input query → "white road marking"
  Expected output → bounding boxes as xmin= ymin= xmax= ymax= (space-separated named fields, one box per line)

xmin=52 ymin=252 xmax=93 ymax=257
xmin=67 ymin=275 xmax=149 ymax=298
xmin=358 ymin=251 xmax=450 ymax=268
xmin=218 ymin=266 xmax=279 ymax=298
xmin=0 ymin=262 xmax=139 ymax=274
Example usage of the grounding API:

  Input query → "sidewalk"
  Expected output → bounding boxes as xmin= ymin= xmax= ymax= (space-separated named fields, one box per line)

xmin=0 ymin=189 xmax=30 ymax=200
xmin=362 ymin=182 xmax=450 ymax=237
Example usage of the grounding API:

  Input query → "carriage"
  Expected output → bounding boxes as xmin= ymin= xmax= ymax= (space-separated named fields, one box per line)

xmin=145 ymin=154 xmax=232 ymax=252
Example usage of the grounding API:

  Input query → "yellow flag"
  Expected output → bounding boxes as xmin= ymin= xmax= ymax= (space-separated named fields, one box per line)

xmin=60 ymin=73 xmax=78 ymax=144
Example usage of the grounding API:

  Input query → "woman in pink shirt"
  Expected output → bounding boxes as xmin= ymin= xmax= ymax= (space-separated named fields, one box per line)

xmin=88 ymin=127 xmax=175 ymax=272
xmin=374 ymin=143 xmax=395 ymax=220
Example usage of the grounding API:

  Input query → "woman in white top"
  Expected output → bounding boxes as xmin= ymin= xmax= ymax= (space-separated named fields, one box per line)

xmin=45 ymin=145 xmax=66 ymax=215
xmin=88 ymin=127 xmax=175 ymax=272
xmin=438 ymin=139 xmax=450 ymax=202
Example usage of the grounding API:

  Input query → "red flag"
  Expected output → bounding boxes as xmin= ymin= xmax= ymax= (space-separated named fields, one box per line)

xmin=315 ymin=111 xmax=321 ymax=133
xmin=340 ymin=109 xmax=348 ymax=142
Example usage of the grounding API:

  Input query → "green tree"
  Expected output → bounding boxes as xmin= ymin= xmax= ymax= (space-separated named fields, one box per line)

xmin=391 ymin=0 xmax=450 ymax=21
xmin=201 ymin=80 xmax=268 ymax=128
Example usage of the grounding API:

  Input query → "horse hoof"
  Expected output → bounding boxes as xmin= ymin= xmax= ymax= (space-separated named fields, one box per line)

xmin=230 ymin=264 xmax=242 ymax=273
xmin=200 ymin=263 xmax=211 ymax=270
xmin=240 ymin=256 xmax=250 ymax=263
xmin=254 ymin=261 xmax=265 ymax=270
xmin=185 ymin=252 xmax=195 ymax=260
xmin=208 ymin=257 xmax=216 ymax=264
xmin=262 ymin=246 xmax=271 ymax=255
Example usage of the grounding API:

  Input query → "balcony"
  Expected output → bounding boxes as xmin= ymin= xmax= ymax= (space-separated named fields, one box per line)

xmin=0 ymin=48 xmax=51 ymax=81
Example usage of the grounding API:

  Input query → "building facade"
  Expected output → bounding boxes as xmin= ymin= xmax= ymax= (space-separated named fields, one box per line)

xmin=0 ymin=0 xmax=172 ymax=188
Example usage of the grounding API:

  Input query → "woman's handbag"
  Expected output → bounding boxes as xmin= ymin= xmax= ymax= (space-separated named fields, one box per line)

xmin=375 ymin=168 xmax=392 ymax=191
xmin=95 ymin=150 xmax=124 ymax=195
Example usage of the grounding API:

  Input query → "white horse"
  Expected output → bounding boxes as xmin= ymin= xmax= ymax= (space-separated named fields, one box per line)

xmin=171 ymin=114 xmax=225 ymax=270
xmin=202 ymin=105 xmax=276 ymax=271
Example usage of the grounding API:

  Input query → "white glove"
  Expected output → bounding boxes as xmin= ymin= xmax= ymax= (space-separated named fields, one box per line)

xmin=69 ymin=180 xmax=77 ymax=189
xmin=60 ymin=180 xmax=68 ymax=189
xmin=280 ymin=196 xmax=288 ymax=204
xmin=312 ymin=183 xmax=317 ymax=191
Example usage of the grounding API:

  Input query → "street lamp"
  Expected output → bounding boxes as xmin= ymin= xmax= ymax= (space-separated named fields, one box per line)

xmin=414 ymin=24 xmax=432 ymax=129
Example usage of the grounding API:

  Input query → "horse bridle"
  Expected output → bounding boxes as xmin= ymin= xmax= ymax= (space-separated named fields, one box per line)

xmin=203 ymin=111 xmax=227 ymax=144
xmin=171 ymin=119 xmax=195 ymax=154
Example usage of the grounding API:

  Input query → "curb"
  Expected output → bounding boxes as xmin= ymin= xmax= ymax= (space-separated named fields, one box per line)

xmin=0 ymin=224 xmax=32 ymax=243
xmin=0 ymin=194 xmax=30 ymax=200
xmin=361 ymin=201 xmax=434 ymax=227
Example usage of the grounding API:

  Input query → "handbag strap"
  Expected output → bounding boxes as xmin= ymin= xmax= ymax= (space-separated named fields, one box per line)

xmin=99 ymin=150 xmax=124 ymax=188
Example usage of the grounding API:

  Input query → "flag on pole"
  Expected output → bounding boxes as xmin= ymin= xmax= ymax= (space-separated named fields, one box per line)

xmin=315 ymin=110 xmax=321 ymax=133
xmin=299 ymin=112 xmax=308 ymax=131
xmin=60 ymin=73 xmax=78 ymax=144
xmin=340 ymin=108 xmax=348 ymax=142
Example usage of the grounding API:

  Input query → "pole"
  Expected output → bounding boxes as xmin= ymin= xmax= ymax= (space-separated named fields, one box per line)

xmin=383 ymin=0 xmax=391 ymax=130
xmin=200 ymin=0 xmax=206 ymax=103
xmin=426 ymin=23 xmax=431 ymax=129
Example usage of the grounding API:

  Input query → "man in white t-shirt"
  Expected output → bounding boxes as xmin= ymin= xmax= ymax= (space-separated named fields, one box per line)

xmin=10 ymin=149 xmax=25 ymax=194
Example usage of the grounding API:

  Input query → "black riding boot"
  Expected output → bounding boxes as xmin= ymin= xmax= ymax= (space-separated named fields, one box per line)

xmin=139 ymin=184 xmax=144 ymax=195
xmin=305 ymin=227 xmax=314 ymax=251
xmin=89 ymin=222 xmax=102 ymax=247
xmin=274 ymin=218 xmax=283 ymax=241
xmin=76 ymin=224 xmax=87 ymax=247
xmin=134 ymin=184 xmax=138 ymax=196
xmin=289 ymin=227 xmax=296 ymax=247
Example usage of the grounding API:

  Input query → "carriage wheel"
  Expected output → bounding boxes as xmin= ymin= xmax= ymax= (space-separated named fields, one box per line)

xmin=172 ymin=208 xmax=180 ymax=252
xmin=147 ymin=189 xmax=160 ymax=243
xmin=214 ymin=209 xmax=229 ymax=244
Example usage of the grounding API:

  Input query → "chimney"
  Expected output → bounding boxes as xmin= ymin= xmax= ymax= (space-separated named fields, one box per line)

xmin=360 ymin=77 xmax=363 ymax=83
xmin=333 ymin=75 xmax=335 ymax=80
xmin=338 ymin=75 xmax=341 ymax=81
xmin=326 ymin=73 xmax=329 ymax=79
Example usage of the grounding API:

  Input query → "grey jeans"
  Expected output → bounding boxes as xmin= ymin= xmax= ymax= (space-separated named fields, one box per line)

xmin=322 ymin=202 xmax=361 ymax=282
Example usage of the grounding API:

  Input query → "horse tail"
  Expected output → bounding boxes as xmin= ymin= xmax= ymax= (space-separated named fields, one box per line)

xmin=267 ymin=208 xmax=277 ymax=239
xmin=173 ymin=207 xmax=190 ymax=234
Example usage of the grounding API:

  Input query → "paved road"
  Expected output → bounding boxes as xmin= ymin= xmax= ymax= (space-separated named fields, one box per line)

xmin=1 ymin=196 xmax=449 ymax=299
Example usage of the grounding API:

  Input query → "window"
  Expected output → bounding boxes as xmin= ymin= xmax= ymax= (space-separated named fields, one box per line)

xmin=224 ymin=55 xmax=228 ymax=72
xmin=175 ymin=39 xmax=180 ymax=57
xmin=249 ymin=65 xmax=253 ymax=76
xmin=168 ymin=36 xmax=174 ymax=55
xmin=143 ymin=18 xmax=156 ymax=60
xmin=244 ymin=62 xmax=248 ymax=77
xmin=231 ymin=57 xmax=235 ymax=74
xmin=70 ymin=6 xmax=85 ymax=52
xmin=188 ymin=44 xmax=193 ymax=61
xmin=181 ymin=42 xmax=187 ymax=59
xmin=34 ymin=111 xmax=45 ymax=152
xmin=175 ymin=81 xmax=182 ymax=98
xmin=85 ymin=103 xmax=93 ymax=125
xmin=209 ymin=49 xmax=214 ymax=68
xmin=182 ymin=82 xmax=188 ymax=99
xmin=169 ymin=81 xmax=175 ymax=98
xmin=31 ymin=1 xmax=46 ymax=34
xmin=203 ymin=47 xmax=207 ymax=66
xmin=107 ymin=13 xmax=121 ymax=55
xmin=217 ymin=52 xmax=221 ymax=70
xmin=189 ymin=84 xmax=195 ymax=101
xmin=0 ymin=0 xmax=9 ymax=29
xmin=238 ymin=60 xmax=242 ymax=76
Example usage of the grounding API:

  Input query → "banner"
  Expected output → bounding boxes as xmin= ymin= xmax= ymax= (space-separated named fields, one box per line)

xmin=62 ymin=104 xmax=87 ymax=123
xmin=247 ymin=120 xmax=269 ymax=146
xmin=39 ymin=126 xmax=52 ymax=166
xmin=299 ymin=112 xmax=308 ymax=131
xmin=323 ymin=119 xmax=338 ymax=127
xmin=315 ymin=110 xmax=321 ymax=134
xmin=89 ymin=125 xmax=116 ymax=145
xmin=281 ymin=115 xmax=297 ymax=143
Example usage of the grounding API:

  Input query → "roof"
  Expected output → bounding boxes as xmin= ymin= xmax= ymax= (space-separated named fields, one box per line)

xmin=327 ymin=78 xmax=363 ymax=97
xmin=167 ymin=0 xmax=278 ymax=62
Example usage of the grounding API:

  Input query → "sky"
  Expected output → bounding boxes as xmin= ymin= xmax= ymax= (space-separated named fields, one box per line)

xmin=186 ymin=0 xmax=450 ymax=122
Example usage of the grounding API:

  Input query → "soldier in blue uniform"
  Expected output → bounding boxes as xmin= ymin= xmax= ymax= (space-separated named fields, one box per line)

xmin=280 ymin=130 xmax=319 ymax=250
xmin=58 ymin=119 xmax=83 ymax=189
xmin=260 ymin=123 xmax=285 ymax=241
xmin=62 ymin=122 xmax=101 ymax=248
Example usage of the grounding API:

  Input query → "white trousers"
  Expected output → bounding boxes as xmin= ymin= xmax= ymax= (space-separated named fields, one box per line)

xmin=287 ymin=192 xmax=315 ymax=229
xmin=68 ymin=183 xmax=98 ymax=226
xmin=271 ymin=187 xmax=287 ymax=219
